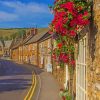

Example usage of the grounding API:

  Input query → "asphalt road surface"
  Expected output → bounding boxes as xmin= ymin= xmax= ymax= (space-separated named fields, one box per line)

xmin=0 ymin=59 xmax=61 ymax=100
xmin=0 ymin=59 xmax=32 ymax=100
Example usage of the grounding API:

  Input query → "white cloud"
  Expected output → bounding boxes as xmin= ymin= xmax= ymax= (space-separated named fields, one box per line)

xmin=0 ymin=11 xmax=18 ymax=22
xmin=0 ymin=1 xmax=52 ymax=27
xmin=1 ymin=1 xmax=50 ymax=15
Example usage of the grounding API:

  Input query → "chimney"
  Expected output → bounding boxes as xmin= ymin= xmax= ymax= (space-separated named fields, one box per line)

xmin=34 ymin=28 xmax=38 ymax=34
xmin=31 ymin=28 xmax=38 ymax=35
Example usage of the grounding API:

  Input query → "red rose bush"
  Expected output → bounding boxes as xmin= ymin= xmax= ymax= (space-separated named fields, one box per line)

xmin=49 ymin=0 xmax=91 ymax=67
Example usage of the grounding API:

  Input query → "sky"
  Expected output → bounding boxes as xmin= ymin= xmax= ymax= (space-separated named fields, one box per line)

xmin=0 ymin=0 xmax=54 ymax=28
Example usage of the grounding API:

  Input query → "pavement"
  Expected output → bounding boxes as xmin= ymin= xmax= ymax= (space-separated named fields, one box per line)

xmin=0 ymin=59 xmax=61 ymax=100
xmin=31 ymin=66 xmax=61 ymax=100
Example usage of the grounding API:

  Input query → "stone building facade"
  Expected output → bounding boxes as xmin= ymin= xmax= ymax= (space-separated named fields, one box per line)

xmin=75 ymin=0 xmax=100 ymax=100
xmin=87 ymin=0 xmax=100 ymax=99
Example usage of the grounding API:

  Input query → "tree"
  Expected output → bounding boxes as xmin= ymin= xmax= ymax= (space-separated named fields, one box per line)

xmin=18 ymin=29 xmax=26 ymax=38
xmin=0 ymin=36 xmax=3 ymax=40
xmin=4 ymin=36 xmax=9 ymax=40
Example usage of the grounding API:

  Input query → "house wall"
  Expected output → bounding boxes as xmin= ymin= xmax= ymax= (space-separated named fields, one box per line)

xmin=19 ymin=46 xmax=23 ymax=63
xmin=23 ymin=45 xmax=29 ymax=63
xmin=52 ymin=39 xmax=65 ymax=87
xmin=28 ymin=43 xmax=38 ymax=65
xmin=74 ymin=1 xmax=100 ymax=99
xmin=38 ymin=39 xmax=52 ymax=70
xmin=11 ymin=48 xmax=19 ymax=62
xmin=0 ymin=46 xmax=4 ymax=57
xmin=87 ymin=0 xmax=100 ymax=99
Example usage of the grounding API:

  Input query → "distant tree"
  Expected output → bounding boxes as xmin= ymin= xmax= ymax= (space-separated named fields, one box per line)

xmin=18 ymin=29 xmax=26 ymax=38
xmin=10 ymin=33 xmax=17 ymax=39
xmin=4 ymin=36 xmax=9 ymax=40
xmin=0 ymin=36 xmax=3 ymax=40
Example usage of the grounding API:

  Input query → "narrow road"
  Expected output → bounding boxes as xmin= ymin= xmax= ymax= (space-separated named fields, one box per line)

xmin=0 ymin=59 xmax=61 ymax=100
xmin=0 ymin=59 xmax=32 ymax=100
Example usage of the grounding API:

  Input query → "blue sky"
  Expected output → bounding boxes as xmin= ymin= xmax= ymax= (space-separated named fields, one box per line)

xmin=0 ymin=0 xmax=54 ymax=28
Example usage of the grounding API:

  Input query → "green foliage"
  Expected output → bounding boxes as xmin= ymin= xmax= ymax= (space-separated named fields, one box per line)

xmin=17 ymin=29 xmax=26 ymax=38
xmin=4 ymin=36 xmax=9 ymax=40
xmin=59 ymin=89 xmax=72 ymax=100
xmin=0 ymin=36 xmax=3 ymax=40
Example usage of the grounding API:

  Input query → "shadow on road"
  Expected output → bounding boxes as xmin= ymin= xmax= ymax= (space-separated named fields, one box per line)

xmin=0 ymin=59 xmax=38 ymax=93
xmin=0 ymin=59 xmax=44 ymax=93
xmin=0 ymin=79 xmax=31 ymax=93
xmin=0 ymin=60 xmax=32 ymax=76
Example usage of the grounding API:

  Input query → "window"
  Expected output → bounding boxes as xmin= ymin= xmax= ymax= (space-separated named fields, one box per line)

xmin=76 ymin=36 xmax=87 ymax=100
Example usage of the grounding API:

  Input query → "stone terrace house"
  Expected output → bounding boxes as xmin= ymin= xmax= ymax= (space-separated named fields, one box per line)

xmin=10 ymin=2 xmax=100 ymax=98
xmin=21 ymin=28 xmax=37 ymax=63
xmin=10 ymin=28 xmax=49 ymax=64
xmin=38 ymin=31 xmax=52 ymax=70
xmin=51 ymin=0 xmax=100 ymax=99
xmin=75 ymin=0 xmax=100 ymax=100
xmin=4 ymin=40 xmax=12 ymax=57
xmin=25 ymin=28 xmax=49 ymax=66
xmin=10 ymin=28 xmax=37 ymax=62
xmin=0 ymin=40 xmax=4 ymax=57
xmin=10 ymin=38 xmax=21 ymax=62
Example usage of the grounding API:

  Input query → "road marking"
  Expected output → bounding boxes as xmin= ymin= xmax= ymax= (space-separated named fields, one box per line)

xmin=35 ymin=74 xmax=41 ymax=100
xmin=24 ymin=72 xmax=37 ymax=100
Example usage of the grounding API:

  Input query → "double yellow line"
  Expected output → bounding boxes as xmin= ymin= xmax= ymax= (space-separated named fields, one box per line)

xmin=24 ymin=72 xmax=37 ymax=100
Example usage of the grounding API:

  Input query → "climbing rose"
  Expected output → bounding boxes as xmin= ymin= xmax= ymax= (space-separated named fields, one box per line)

xmin=70 ymin=60 xmax=75 ymax=65
xmin=52 ymin=53 xmax=56 ymax=59
xmin=59 ymin=53 xmax=69 ymax=63
xmin=70 ymin=18 xmax=77 ymax=27
xmin=58 ymin=43 xmax=63 ymax=48
xmin=70 ymin=30 xmax=76 ymax=37
xmin=60 ymin=2 xmax=74 ymax=12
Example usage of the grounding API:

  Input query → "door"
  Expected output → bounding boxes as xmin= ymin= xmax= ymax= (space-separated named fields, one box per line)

xmin=76 ymin=36 xmax=87 ymax=100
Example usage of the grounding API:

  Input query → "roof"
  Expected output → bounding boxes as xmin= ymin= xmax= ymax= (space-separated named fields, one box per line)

xmin=22 ymin=34 xmax=33 ymax=45
xmin=11 ymin=38 xmax=23 ymax=49
xmin=25 ymin=28 xmax=49 ymax=45
xmin=11 ymin=29 xmax=35 ymax=49
xmin=0 ymin=40 xmax=4 ymax=47
xmin=4 ymin=40 xmax=12 ymax=48
xmin=38 ymin=33 xmax=52 ymax=43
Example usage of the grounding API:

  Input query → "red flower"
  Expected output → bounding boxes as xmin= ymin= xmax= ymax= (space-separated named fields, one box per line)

xmin=59 ymin=53 xmax=69 ymax=63
xmin=70 ymin=30 xmax=76 ymax=37
xmin=84 ymin=11 xmax=89 ymax=16
xmin=52 ymin=53 xmax=56 ymax=59
xmin=58 ymin=43 xmax=63 ymax=48
xmin=70 ymin=18 xmax=77 ymax=27
xmin=60 ymin=2 xmax=74 ymax=12
xmin=70 ymin=60 xmax=75 ymax=66
xmin=62 ymin=96 xmax=66 ymax=100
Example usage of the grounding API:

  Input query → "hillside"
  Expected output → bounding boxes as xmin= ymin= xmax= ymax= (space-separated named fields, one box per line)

xmin=0 ymin=28 xmax=49 ymax=40
xmin=0 ymin=28 xmax=27 ymax=37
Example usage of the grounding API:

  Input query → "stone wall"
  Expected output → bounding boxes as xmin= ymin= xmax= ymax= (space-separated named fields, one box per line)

xmin=87 ymin=0 xmax=100 ymax=99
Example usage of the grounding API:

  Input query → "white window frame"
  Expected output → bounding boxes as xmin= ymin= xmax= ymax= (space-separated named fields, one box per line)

xmin=76 ymin=35 xmax=87 ymax=100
